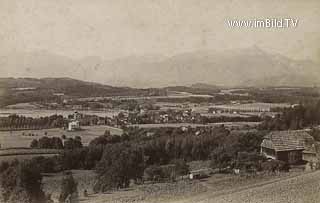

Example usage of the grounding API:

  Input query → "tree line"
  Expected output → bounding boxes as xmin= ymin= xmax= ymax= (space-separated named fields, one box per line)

xmin=22 ymin=126 xmax=265 ymax=193
xmin=0 ymin=159 xmax=79 ymax=203
xmin=0 ymin=115 xmax=66 ymax=130
xmin=259 ymin=101 xmax=320 ymax=131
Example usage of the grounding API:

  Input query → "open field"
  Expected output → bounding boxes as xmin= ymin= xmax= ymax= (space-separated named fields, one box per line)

xmin=209 ymin=102 xmax=292 ymax=112
xmin=0 ymin=125 xmax=123 ymax=148
xmin=0 ymin=108 xmax=121 ymax=118
xmin=191 ymin=102 xmax=290 ymax=118
xmin=128 ymin=122 xmax=260 ymax=129
xmin=4 ymin=102 xmax=43 ymax=109
xmin=77 ymin=91 xmax=213 ymax=102
xmin=200 ymin=113 xmax=251 ymax=118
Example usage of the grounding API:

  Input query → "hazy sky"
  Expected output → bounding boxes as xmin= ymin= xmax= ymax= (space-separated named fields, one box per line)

xmin=0 ymin=0 xmax=319 ymax=62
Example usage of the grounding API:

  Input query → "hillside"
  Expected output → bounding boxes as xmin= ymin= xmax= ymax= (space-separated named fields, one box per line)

xmin=0 ymin=77 xmax=166 ymax=107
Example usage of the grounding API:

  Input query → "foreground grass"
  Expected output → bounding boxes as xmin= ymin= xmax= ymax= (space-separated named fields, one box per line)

xmin=171 ymin=171 xmax=320 ymax=203
xmin=42 ymin=170 xmax=207 ymax=203
xmin=42 ymin=169 xmax=318 ymax=203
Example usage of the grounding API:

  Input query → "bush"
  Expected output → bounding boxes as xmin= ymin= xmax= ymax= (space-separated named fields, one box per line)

xmin=261 ymin=160 xmax=290 ymax=173
xmin=143 ymin=161 xmax=188 ymax=183
xmin=236 ymin=152 xmax=265 ymax=172
xmin=144 ymin=165 xmax=164 ymax=182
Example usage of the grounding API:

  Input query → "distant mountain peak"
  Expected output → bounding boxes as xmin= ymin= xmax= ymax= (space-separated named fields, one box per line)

xmin=1 ymin=48 xmax=319 ymax=88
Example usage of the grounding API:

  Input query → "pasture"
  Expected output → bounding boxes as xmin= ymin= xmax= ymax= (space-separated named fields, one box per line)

xmin=0 ymin=125 xmax=123 ymax=148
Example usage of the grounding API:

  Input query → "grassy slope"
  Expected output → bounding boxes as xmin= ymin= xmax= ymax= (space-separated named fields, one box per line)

xmin=68 ymin=170 xmax=320 ymax=203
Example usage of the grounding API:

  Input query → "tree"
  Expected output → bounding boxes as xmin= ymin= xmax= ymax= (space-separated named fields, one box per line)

xmin=31 ymin=156 xmax=58 ymax=173
xmin=210 ymin=146 xmax=234 ymax=171
xmin=236 ymin=152 xmax=265 ymax=172
xmin=94 ymin=144 xmax=144 ymax=192
xmin=51 ymin=137 xmax=63 ymax=149
xmin=0 ymin=160 xmax=48 ymax=203
xmin=64 ymin=138 xmax=83 ymax=150
xmin=172 ymin=159 xmax=189 ymax=176
xmin=144 ymin=165 xmax=164 ymax=182
xmin=236 ymin=132 xmax=264 ymax=153
xmin=30 ymin=139 xmax=39 ymax=148
xmin=33 ymin=137 xmax=63 ymax=149
xmin=59 ymin=172 xmax=78 ymax=203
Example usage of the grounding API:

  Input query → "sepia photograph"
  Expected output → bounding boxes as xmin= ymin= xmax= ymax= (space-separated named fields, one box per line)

xmin=0 ymin=0 xmax=320 ymax=202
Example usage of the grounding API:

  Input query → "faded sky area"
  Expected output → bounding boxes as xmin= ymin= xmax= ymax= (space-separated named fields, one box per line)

xmin=0 ymin=0 xmax=319 ymax=87
xmin=0 ymin=0 xmax=319 ymax=60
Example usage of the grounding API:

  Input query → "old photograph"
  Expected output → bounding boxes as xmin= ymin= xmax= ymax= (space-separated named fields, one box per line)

xmin=0 ymin=0 xmax=320 ymax=202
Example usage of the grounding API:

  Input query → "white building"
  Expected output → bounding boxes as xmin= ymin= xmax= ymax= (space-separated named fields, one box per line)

xmin=68 ymin=120 xmax=80 ymax=131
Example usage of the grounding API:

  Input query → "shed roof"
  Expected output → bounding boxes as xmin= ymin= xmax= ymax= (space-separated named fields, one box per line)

xmin=261 ymin=131 xmax=312 ymax=152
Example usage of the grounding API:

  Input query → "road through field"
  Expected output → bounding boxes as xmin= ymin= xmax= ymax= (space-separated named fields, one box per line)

xmin=170 ymin=171 xmax=320 ymax=203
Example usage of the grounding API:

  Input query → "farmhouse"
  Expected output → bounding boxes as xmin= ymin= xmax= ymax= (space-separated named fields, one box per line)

xmin=260 ymin=131 xmax=316 ymax=165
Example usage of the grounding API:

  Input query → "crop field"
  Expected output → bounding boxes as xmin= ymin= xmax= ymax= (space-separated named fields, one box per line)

xmin=0 ymin=125 xmax=123 ymax=148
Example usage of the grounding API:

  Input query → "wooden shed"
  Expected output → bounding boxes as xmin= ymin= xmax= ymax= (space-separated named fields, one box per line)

xmin=260 ymin=131 xmax=311 ymax=164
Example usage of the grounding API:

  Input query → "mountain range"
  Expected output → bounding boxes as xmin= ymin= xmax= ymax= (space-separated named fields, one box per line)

xmin=1 ymin=46 xmax=319 ymax=88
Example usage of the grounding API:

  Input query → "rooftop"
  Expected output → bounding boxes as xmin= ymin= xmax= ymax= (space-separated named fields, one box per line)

xmin=261 ymin=131 xmax=314 ymax=152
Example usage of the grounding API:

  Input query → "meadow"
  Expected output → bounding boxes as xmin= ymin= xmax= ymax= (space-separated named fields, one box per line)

xmin=0 ymin=125 xmax=123 ymax=148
